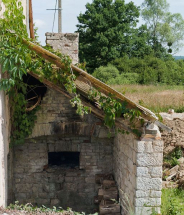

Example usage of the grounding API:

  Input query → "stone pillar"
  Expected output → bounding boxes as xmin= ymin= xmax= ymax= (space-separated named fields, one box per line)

xmin=134 ymin=140 xmax=163 ymax=215
xmin=45 ymin=33 xmax=79 ymax=64
xmin=113 ymin=125 xmax=163 ymax=215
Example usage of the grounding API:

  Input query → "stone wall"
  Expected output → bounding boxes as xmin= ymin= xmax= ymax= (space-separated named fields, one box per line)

xmin=11 ymin=88 xmax=114 ymax=213
xmin=45 ymin=33 xmax=79 ymax=64
xmin=13 ymin=135 xmax=113 ymax=213
xmin=113 ymin=133 xmax=163 ymax=215
xmin=134 ymin=140 xmax=163 ymax=215
xmin=113 ymin=133 xmax=137 ymax=214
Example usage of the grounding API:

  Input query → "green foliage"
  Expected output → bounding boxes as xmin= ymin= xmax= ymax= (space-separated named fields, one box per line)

xmin=92 ymin=64 xmax=139 ymax=85
xmin=141 ymin=0 xmax=184 ymax=54
xmin=111 ymin=55 xmax=184 ymax=85
xmin=7 ymin=201 xmax=97 ymax=215
xmin=88 ymin=88 xmax=142 ymax=136
xmin=0 ymin=0 xmax=144 ymax=145
xmin=150 ymin=208 xmax=159 ymax=215
xmin=161 ymin=189 xmax=184 ymax=215
xmin=0 ymin=0 xmax=89 ymax=145
xmin=76 ymin=0 xmax=142 ymax=72
xmin=164 ymin=147 xmax=183 ymax=167
xmin=10 ymin=91 xmax=39 ymax=145
xmin=92 ymin=64 xmax=120 ymax=83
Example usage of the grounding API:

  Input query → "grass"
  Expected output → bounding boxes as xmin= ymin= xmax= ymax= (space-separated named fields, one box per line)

xmin=161 ymin=189 xmax=184 ymax=215
xmin=5 ymin=201 xmax=98 ymax=215
xmin=111 ymin=84 xmax=184 ymax=113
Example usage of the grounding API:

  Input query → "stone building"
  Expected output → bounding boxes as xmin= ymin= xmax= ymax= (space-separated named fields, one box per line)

xmin=0 ymin=1 xmax=165 ymax=215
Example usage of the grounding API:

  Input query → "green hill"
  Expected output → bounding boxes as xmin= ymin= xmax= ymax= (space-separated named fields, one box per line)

xmin=174 ymin=56 xmax=184 ymax=60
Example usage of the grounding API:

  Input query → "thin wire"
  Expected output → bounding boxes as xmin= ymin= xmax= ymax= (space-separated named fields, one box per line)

xmin=52 ymin=0 xmax=58 ymax=34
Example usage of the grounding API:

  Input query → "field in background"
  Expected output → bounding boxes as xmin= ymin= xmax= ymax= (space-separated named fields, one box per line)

xmin=111 ymin=85 xmax=184 ymax=113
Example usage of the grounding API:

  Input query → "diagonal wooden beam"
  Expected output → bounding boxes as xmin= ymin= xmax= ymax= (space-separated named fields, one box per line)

xmin=29 ymin=71 xmax=137 ymax=137
xmin=22 ymin=38 xmax=158 ymax=123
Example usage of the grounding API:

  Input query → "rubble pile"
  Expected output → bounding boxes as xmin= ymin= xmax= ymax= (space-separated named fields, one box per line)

xmin=160 ymin=112 xmax=184 ymax=188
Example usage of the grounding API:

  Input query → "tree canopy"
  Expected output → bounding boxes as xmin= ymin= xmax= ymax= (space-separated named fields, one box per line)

xmin=141 ymin=0 xmax=184 ymax=55
xmin=76 ymin=0 xmax=149 ymax=72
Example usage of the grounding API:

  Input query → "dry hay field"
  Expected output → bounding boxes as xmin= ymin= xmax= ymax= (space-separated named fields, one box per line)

xmin=111 ymin=85 xmax=184 ymax=113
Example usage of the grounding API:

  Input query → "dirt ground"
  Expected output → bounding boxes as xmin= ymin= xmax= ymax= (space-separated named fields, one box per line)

xmin=0 ymin=207 xmax=74 ymax=215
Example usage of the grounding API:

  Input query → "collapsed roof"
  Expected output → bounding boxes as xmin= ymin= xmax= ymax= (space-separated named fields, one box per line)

xmin=22 ymin=38 xmax=170 ymax=136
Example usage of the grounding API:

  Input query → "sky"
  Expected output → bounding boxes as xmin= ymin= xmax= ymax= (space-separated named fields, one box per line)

xmin=32 ymin=0 xmax=184 ymax=56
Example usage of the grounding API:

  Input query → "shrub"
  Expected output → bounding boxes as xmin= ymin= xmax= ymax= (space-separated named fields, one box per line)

xmin=92 ymin=64 xmax=119 ymax=83
xmin=111 ymin=55 xmax=184 ymax=85
xmin=108 ymin=73 xmax=139 ymax=85
xmin=162 ymin=189 xmax=184 ymax=215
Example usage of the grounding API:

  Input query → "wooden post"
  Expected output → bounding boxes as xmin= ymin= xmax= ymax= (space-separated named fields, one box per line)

xmin=29 ymin=0 xmax=35 ymax=39
xmin=58 ymin=0 xmax=62 ymax=33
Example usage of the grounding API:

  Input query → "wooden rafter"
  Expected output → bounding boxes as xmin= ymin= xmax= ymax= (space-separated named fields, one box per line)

xmin=29 ymin=71 xmax=136 ymax=136
xmin=22 ymin=38 xmax=158 ymax=123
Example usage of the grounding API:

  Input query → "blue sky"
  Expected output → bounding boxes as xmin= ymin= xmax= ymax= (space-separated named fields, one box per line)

xmin=32 ymin=0 xmax=184 ymax=55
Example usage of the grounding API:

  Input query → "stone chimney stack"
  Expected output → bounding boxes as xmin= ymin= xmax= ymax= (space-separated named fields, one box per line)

xmin=45 ymin=33 xmax=79 ymax=65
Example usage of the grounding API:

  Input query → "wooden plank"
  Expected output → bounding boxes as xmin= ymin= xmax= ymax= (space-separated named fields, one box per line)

xmin=98 ymin=189 xmax=104 ymax=201
xmin=102 ymin=180 xmax=116 ymax=189
xmin=95 ymin=174 xmax=114 ymax=184
xmin=20 ymin=36 xmax=158 ymax=123
xmin=94 ymin=196 xmax=101 ymax=204
xmin=29 ymin=72 xmax=137 ymax=136
xmin=103 ymin=187 xmax=118 ymax=200
xmin=155 ymin=120 xmax=172 ymax=132
xmin=99 ymin=200 xmax=120 ymax=214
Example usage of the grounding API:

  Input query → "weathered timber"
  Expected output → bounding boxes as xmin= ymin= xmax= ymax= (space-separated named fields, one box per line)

xmin=102 ymin=180 xmax=116 ymax=189
xmin=95 ymin=174 xmax=114 ymax=184
xmin=29 ymin=72 xmax=136 ymax=136
xmin=103 ymin=187 xmax=118 ymax=200
xmin=29 ymin=0 xmax=35 ymax=39
xmin=155 ymin=120 xmax=172 ymax=133
xmin=94 ymin=196 xmax=101 ymax=204
xmin=99 ymin=200 xmax=120 ymax=214
xmin=98 ymin=189 xmax=104 ymax=201
xmin=20 ymin=37 xmax=158 ymax=123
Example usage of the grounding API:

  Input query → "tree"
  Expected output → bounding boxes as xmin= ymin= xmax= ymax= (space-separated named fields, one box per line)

xmin=76 ymin=0 xmax=141 ymax=73
xmin=141 ymin=0 xmax=184 ymax=55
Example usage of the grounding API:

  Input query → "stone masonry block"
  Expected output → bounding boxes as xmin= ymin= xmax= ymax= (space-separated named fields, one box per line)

xmin=135 ymin=206 xmax=160 ymax=215
xmin=153 ymin=140 xmax=163 ymax=153
xmin=135 ymin=141 xmax=155 ymax=153
xmin=135 ymin=140 xmax=145 ymax=152
xmin=135 ymin=197 xmax=161 ymax=207
xmin=149 ymin=167 xmax=162 ymax=178
xmin=136 ymin=190 xmax=149 ymax=198
xmin=137 ymin=153 xmax=163 ymax=167
xmin=136 ymin=190 xmax=162 ymax=198
xmin=137 ymin=167 xmax=150 ymax=178
xmin=150 ymin=191 xmax=162 ymax=198
xmin=136 ymin=177 xmax=162 ymax=191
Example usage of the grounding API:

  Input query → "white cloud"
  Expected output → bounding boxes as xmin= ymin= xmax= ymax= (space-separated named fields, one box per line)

xmin=34 ymin=19 xmax=46 ymax=28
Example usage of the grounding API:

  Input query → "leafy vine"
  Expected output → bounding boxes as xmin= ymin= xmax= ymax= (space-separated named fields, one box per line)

xmin=0 ymin=0 xmax=142 ymax=145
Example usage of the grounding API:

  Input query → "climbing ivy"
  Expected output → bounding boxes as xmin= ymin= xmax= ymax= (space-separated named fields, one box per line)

xmin=0 ymin=0 xmax=142 ymax=145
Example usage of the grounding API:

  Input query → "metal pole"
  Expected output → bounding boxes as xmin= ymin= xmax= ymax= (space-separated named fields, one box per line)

xmin=58 ymin=0 xmax=62 ymax=33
